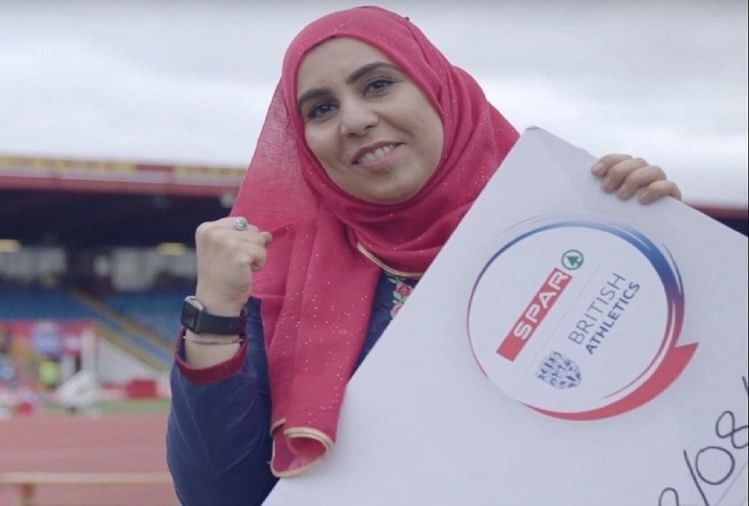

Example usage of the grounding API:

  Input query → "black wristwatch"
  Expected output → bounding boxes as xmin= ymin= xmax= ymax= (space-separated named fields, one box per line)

xmin=181 ymin=296 xmax=247 ymax=335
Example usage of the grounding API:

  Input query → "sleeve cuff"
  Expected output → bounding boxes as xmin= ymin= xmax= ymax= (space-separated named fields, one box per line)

xmin=174 ymin=328 xmax=248 ymax=384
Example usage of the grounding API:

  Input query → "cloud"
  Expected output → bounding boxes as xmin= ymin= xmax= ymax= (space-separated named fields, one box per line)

xmin=0 ymin=0 xmax=746 ymax=206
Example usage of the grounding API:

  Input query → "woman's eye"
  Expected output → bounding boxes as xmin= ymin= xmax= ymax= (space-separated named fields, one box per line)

xmin=365 ymin=78 xmax=394 ymax=95
xmin=307 ymin=102 xmax=336 ymax=121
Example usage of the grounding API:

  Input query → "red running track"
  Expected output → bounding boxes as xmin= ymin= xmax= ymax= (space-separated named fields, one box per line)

xmin=0 ymin=412 xmax=177 ymax=505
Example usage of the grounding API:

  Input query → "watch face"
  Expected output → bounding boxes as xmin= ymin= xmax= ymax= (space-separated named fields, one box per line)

xmin=181 ymin=298 xmax=201 ymax=330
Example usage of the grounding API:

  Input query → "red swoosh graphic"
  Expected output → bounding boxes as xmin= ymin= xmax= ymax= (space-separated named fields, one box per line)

xmin=532 ymin=341 xmax=697 ymax=421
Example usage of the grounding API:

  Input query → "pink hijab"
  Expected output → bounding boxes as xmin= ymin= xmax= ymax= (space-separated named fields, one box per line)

xmin=231 ymin=6 xmax=518 ymax=476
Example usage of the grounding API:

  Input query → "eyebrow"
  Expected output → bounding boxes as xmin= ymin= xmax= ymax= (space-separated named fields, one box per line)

xmin=296 ymin=61 xmax=400 ymax=112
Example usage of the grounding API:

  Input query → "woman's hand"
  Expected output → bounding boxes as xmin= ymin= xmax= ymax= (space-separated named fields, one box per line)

xmin=193 ymin=217 xmax=272 ymax=316
xmin=591 ymin=154 xmax=682 ymax=204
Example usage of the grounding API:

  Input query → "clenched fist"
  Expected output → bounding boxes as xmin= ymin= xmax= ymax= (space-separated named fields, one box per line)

xmin=193 ymin=216 xmax=272 ymax=317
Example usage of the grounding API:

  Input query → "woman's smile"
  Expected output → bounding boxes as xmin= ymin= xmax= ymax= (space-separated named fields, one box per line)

xmin=351 ymin=142 xmax=402 ymax=169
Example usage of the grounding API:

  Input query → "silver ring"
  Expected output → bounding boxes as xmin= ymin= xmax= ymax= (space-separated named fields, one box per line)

xmin=233 ymin=217 xmax=248 ymax=231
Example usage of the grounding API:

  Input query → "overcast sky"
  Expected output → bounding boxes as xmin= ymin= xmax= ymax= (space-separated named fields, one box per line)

xmin=1 ymin=0 xmax=747 ymax=207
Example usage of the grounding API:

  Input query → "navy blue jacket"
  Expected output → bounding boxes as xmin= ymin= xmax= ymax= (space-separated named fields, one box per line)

xmin=167 ymin=272 xmax=415 ymax=505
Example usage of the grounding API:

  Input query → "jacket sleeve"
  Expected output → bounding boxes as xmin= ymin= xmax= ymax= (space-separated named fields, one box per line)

xmin=166 ymin=298 xmax=278 ymax=506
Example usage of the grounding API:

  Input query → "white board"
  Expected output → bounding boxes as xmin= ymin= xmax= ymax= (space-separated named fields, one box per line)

xmin=266 ymin=127 xmax=748 ymax=506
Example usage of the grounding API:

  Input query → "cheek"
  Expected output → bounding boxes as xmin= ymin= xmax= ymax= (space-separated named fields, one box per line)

xmin=403 ymin=90 xmax=444 ymax=172
xmin=303 ymin=129 xmax=320 ymax=158
xmin=304 ymin=129 xmax=333 ymax=166
xmin=304 ymin=128 xmax=345 ymax=187
xmin=421 ymin=112 xmax=444 ymax=172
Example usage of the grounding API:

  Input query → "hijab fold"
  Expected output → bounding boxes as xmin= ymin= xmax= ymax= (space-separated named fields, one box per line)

xmin=231 ymin=6 xmax=518 ymax=476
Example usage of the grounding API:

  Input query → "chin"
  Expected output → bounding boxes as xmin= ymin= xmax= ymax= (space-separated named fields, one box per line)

xmin=363 ymin=190 xmax=416 ymax=205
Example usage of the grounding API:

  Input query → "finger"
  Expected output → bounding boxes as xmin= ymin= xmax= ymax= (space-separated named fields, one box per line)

xmin=601 ymin=157 xmax=648 ymax=193
xmin=237 ymin=229 xmax=272 ymax=248
xmin=229 ymin=242 xmax=267 ymax=270
xmin=244 ymin=243 xmax=269 ymax=271
xmin=223 ymin=217 xmax=273 ymax=243
xmin=616 ymin=165 xmax=666 ymax=200
xmin=639 ymin=179 xmax=682 ymax=204
xmin=219 ymin=216 xmax=260 ymax=233
xmin=195 ymin=218 xmax=255 ymax=242
xmin=212 ymin=218 xmax=272 ymax=249
xmin=591 ymin=154 xmax=632 ymax=176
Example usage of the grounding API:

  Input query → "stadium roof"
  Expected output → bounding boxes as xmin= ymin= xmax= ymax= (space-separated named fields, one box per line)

xmin=0 ymin=155 xmax=245 ymax=197
xmin=0 ymin=156 xmax=244 ymax=247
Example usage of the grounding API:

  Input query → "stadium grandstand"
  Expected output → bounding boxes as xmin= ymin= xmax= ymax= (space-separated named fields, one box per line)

xmin=0 ymin=155 xmax=246 ymax=505
xmin=0 ymin=154 xmax=245 ymax=382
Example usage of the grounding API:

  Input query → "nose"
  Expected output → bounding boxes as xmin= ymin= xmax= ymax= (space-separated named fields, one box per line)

xmin=339 ymin=98 xmax=378 ymax=136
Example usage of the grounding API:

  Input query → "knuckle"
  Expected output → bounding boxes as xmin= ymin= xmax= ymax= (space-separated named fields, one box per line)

xmin=602 ymin=153 xmax=628 ymax=163
xmin=195 ymin=221 xmax=217 ymax=241
xmin=626 ymin=169 xmax=647 ymax=184
xmin=608 ymin=165 xmax=628 ymax=180
xmin=664 ymin=181 xmax=679 ymax=194
xmin=249 ymin=243 xmax=267 ymax=259
xmin=652 ymin=165 xmax=666 ymax=179
xmin=250 ymin=232 xmax=268 ymax=245
xmin=249 ymin=244 xmax=268 ymax=266
xmin=233 ymin=251 xmax=251 ymax=267
xmin=195 ymin=221 xmax=210 ymax=236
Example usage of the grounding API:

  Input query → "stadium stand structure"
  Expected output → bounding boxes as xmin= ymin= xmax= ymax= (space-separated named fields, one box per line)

xmin=0 ymin=287 xmax=97 ymax=320
xmin=0 ymin=155 xmax=249 ymax=506
xmin=0 ymin=155 xmax=245 ymax=379
xmin=71 ymin=290 xmax=173 ymax=367
xmin=104 ymin=290 xmax=191 ymax=346
xmin=0 ymin=286 xmax=171 ymax=370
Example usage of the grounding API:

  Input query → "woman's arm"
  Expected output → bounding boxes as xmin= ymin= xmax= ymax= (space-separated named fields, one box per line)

xmin=167 ymin=298 xmax=278 ymax=506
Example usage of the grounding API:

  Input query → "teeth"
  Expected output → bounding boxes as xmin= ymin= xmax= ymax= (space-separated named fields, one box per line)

xmin=359 ymin=144 xmax=395 ymax=164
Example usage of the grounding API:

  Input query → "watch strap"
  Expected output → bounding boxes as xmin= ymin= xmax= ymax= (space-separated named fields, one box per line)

xmin=181 ymin=296 xmax=247 ymax=335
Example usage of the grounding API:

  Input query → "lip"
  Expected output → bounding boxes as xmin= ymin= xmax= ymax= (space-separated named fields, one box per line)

xmin=351 ymin=142 xmax=401 ymax=167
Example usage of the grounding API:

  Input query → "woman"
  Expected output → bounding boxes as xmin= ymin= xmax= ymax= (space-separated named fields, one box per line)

xmin=167 ymin=6 xmax=680 ymax=505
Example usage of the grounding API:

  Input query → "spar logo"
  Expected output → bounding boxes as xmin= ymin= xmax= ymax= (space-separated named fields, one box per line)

xmin=497 ymin=249 xmax=584 ymax=361
xmin=466 ymin=216 xmax=697 ymax=421
xmin=496 ymin=268 xmax=573 ymax=361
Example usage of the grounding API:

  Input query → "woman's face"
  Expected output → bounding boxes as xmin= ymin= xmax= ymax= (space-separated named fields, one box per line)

xmin=296 ymin=37 xmax=444 ymax=204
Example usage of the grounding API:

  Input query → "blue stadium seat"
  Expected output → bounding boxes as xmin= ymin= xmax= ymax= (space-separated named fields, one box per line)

xmin=105 ymin=290 xmax=190 ymax=344
xmin=0 ymin=286 xmax=172 ymax=366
